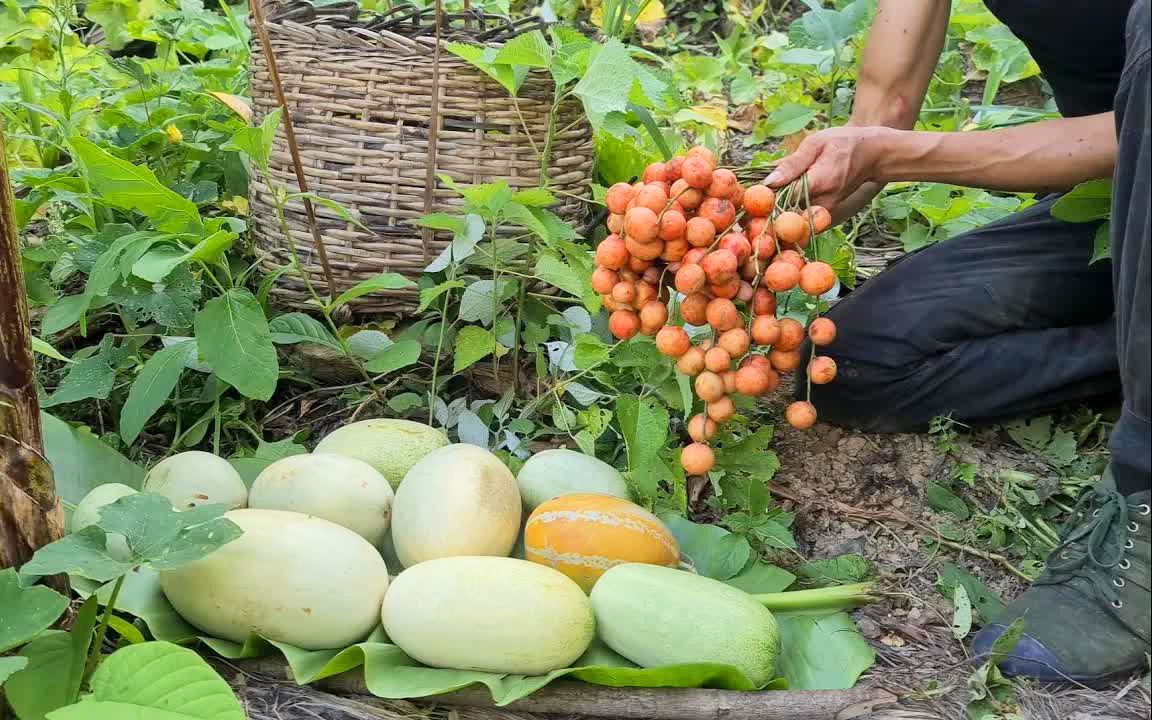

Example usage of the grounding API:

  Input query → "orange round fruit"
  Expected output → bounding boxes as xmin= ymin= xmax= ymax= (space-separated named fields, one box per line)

xmin=808 ymin=317 xmax=837 ymax=346
xmin=681 ymin=157 xmax=715 ymax=189
xmin=705 ymin=298 xmax=741 ymax=331
xmin=625 ymin=235 xmax=664 ymax=261
xmin=707 ymin=396 xmax=736 ymax=423
xmin=769 ymin=348 xmax=802 ymax=372
xmin=718 ymin=328 xmax=750 ymax=358
xmin=656 ymin=325 xmax=691 ymax=357
xmin=698 ymin=196 xmax=737 ymax=231
xmin=751 ymin=287 xmax=776 ymax=316
xmin=675 ymin=264 xmax=707 ymax=294
xmin=706 ymin=168 xmax=739 ymax=199
xmin=591 ymin=267 xmax=618 ymax=295
xmin=524 ymin=493 xmax=679 ymax=593
xmin=659 ymin=209 xmax=687 ymax=242
xmin=704 ymin=346 xmax=732 ymax=373
xmin=639 ymin=300 xmax=668 ymax=329
xmin=595 ymin=236 xmax=628 ymax=270
xmin=775 ymin=318 xmax=806 ymax=351
xmin=624 ymin=206 xmax=660 ymax=242
xmin=734 ymin=365 xmax=770 ymax=396
xmin=777 ymin=249 xmax=806 ymax=270
xmin=609 ymin=309 xmax=640 ymax=340
xmin=805 ymin=205 xmax=832 ymax=234
xmin=799 ymin=261 xmax=837 ymax=296
xmin=701 ymin=249 xmax=738 ymax=284
xmin=685 ymin=217 xmax=717 ymax=248
xmin=764 ymin=261 xmax=800 ymax=292
xmin=643 ymin=162 xmax=668 ymax=184
xmin=785 ymin=401 xmax=818 ymax=430
xmin=773 ymin=211 xmax=809 ymax=246
xmin=676 ymin=346 xmax=706 ymax=376
xmin=808 ymin=356 xmax=838 ymax=384
xmin=680 ymin=442 xmax=716 ymax=475
xmin=635 ymin=184 xmax=669 ymax=214
xmin=694 ymin=371 xmax=726 ymax=402
xmin=606 ymin=183 xmax=635 ymax=215
xmin=680 ymin=293 xmax=710 ymax=326
xmin=750 ymin=315 xmax=780 ymax=345
xmin=742 ymin=185 xmax=776 ymax=217
xmin=687 ymin=413 xmax=716 ymax=443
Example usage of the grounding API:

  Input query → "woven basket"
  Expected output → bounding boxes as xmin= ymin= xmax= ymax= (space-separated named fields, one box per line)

xmin=248 ymin=3 xmax=594 ymax=313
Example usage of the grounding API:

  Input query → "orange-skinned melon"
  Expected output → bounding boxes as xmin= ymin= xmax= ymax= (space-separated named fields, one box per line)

xmin=524 ymin=493 xmax=680 ymax=592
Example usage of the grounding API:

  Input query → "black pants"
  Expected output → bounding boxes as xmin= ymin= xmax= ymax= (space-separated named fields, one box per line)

xmin=807 ymin=0 xmax=1150 ymax=495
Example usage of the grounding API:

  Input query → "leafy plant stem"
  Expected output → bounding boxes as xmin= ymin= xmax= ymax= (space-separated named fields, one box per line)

xmin=84 ymin=573 xmax=124 ymax=681
xmin=752 ymin=582 xmax=878 ymax=612
xmin=427 ymin=270 xmax=457 ymax=425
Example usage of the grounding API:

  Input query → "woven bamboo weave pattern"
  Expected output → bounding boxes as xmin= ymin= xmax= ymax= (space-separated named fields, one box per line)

xmin=248 ymin=10 xmax=594 ymax=313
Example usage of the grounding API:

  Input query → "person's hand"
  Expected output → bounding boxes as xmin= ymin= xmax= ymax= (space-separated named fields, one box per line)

xmin=763 ymin=126 xmax=894 ymax=216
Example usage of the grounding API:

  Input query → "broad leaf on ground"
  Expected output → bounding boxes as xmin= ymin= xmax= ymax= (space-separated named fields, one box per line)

xmin=268 ymin=312 xmax=342 ymax=351
xmin=42 ymin=413 xmax=146 ymax=506
xmin=47 ymin=642 xmax=246 ymax=720
xmin=0 ymin=568 xmax=69 ymax=653
xmin=659 ymin=514 xmax=751 ymax=580
xmin=229 ymin=438 xmax=308 ymax=486
xmin=4 ymin=631 xmax=84 ymax=720
xmin=0 ymin=656 xmax=28 ymax=685
xmin=329 ymin=273 xmax=416 ymax=311
xmin=775 ymin=612 xmax=875 ymax=691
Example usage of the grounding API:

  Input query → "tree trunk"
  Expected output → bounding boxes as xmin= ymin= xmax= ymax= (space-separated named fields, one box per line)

xmin=0 ymin=122 xmax=66 ymax=576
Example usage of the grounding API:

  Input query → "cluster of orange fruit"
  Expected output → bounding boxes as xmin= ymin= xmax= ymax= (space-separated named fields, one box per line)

xmin=591 ymin=147 xmax=841 ymax=475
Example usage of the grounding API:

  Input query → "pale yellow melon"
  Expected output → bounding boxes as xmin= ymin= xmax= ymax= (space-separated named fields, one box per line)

xmin=159 ymin=509 xmax=389 ymax=649
xmin=314 ymin=419 xmax=449 ymax=489
xmin=249 ymin=454 xmax=393 ymax=545
xmin=144 ymin=451 xmax=247 ymax=511
xmin=381 ymin=556 xmax=594 ymax=674
xmin=390 ymin=444 xmax=520 ymax=567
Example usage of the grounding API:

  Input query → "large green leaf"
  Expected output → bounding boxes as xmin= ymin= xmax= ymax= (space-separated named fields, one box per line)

xmin=659 ymin=514 xmax=751 ymax=580
xmin=4 ymin=631 xmax=84 ymax=720
xmin=119 ymin=341 xmax=194 ymax=445
xmin=329 ymin=273 xmax=416 ymax=311
xmin=616 ymin=394 xmax=669 ymax=501
xmin=70 ymin=138 xmax=202 ymax=235
xmin=194 ymin=289 xmax=279 ymax=401
xmin=41 ymin=355 xmax=116 ymax=408
xmin=1051 ymin=179 xmax=1113 ymax=223
xmin=222 ymin=108 xmax=282 ymax=174
xmin=46 ymin=642 xmax=246 ymax=720
xmin=268 ymin=312 xmax=341 ymax=351
xmin=0 ymin=568 xmax=70 ymax=653
xmin=23 ymin=495 xmax=242 ymax=581
xmin=453 ymin=325 xmax=507 ymax=373
xmin=364 ymin=340 xmax=422 ymax=375
xmin=0 ymin=656 xmax=28 ymax=685
xmin=41 ymin=413 xmax=147 ymax=507
xmin=774 ymin=612 xmax=875 ymax=691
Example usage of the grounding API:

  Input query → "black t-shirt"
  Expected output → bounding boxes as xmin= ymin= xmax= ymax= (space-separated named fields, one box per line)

xmin=983 ymin=0 xmax=1134 ymax=116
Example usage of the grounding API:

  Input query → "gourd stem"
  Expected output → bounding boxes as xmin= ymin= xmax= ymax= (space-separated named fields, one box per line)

xmin=752 ymin=583 xmax=878 ymax=613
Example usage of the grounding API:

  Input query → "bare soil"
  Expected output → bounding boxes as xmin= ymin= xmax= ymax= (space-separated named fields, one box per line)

xmin=771 ymin=423 xmax=1151 ymax=720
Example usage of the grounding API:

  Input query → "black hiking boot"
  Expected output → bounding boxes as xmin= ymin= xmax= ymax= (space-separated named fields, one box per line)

xmin=971 ymin=469 xmax=1151 ymax=686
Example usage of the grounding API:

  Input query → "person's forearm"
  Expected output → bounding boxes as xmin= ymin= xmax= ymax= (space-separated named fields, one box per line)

xmin=851 ymin=0 xmax=952 ymax=129
xmin=872 ymin=113 xmax=1117 ymax=191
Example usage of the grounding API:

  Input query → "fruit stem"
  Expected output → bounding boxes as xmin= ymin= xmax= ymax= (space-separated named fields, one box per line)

xmin=752 ymin=583 xmax=878 ymax=613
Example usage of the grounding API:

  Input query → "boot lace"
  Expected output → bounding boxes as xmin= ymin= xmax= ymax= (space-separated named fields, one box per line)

xmin=1034 ymin=487 xmax=1143 ymax=611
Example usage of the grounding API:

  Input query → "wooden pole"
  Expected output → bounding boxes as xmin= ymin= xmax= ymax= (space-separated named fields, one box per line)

xmin=240 ymin=659 xmax=899 ymax=720
xmin=0 ymin=121 xmax=66 ymax=575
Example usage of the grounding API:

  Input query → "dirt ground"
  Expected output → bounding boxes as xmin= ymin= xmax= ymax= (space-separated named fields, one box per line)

xmin=770 ymin=423 xmax=1151 ymax=720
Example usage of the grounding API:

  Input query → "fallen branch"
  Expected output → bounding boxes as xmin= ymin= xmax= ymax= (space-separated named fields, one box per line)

xmin=240 ymin=658 xmax=898 ymax=720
